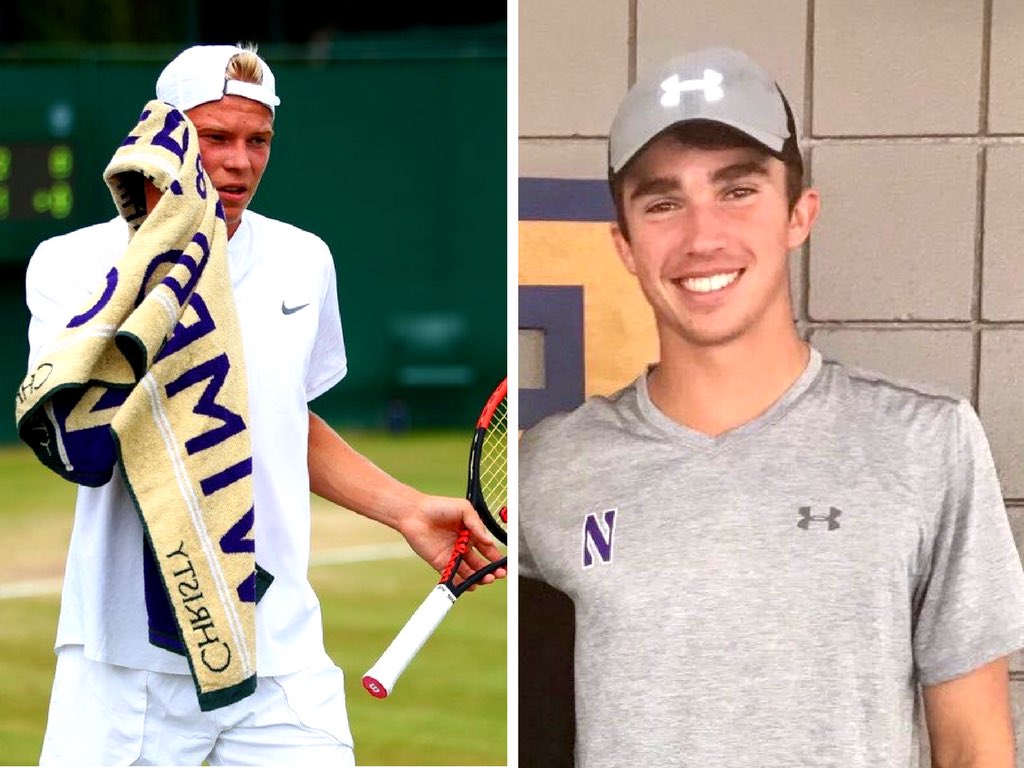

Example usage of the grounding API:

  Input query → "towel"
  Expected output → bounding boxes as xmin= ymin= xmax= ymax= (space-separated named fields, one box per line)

xmin=15 ymin=100 xmax=269 ymax=711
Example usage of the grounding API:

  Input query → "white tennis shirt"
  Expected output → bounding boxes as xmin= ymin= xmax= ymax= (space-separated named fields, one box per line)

xmin=26 ymin=210 xmax=348 ymax=676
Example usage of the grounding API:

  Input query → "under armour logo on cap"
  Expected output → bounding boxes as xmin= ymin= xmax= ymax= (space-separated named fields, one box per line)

xmin=660 ymin=69 xmax=724 ymax=106
xmin=607 ymin=47 xmax=797 ymax=174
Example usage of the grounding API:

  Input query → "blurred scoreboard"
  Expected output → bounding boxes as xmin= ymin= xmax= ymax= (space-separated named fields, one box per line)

xmin=0 ymin=142 xmax=75 ymax=221
xmin=0 ymin=60 xmax=101 ymax=266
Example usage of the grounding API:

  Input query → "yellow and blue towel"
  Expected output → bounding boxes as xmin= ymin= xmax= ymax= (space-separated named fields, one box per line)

xmin=16 ymin=100 xmax=267 ymax=711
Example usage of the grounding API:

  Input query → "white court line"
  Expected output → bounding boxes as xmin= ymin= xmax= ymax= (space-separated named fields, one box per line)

xmin=0 ymin=543 xmax=415 ymax=601
xmin=309 ymin=542 xmax=413 ymax=567
xmin=0 ymin=578 xmax=62 ymax=600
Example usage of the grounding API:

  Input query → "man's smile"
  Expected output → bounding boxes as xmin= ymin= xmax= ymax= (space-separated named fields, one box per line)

xmin=677 ymin=268 xmax=744 ymax=294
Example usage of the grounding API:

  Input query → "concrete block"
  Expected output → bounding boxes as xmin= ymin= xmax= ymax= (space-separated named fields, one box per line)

xmin=519 ymin=139 xmax=609 ymax=180
xmin=982 ymin=146 xmax=1024 ymax=320
xmin=990 ymin=0 xmax=1024 ymax=133
xmin=790 ymin=248 xmax=803 ymax=321
xmin=814 ymin=0 xmax=983 ymax=135
xmin=1009 ymin=508 xmax=1024 ymax=571
xmin=979 ymin=331 xmax=1024 ymax=499
xmin=1014 ymin=681 xmax=1024 ymax=767
xmin=520 ymin=329 xmax=545 ymax=390
xmin=809 ymin=328 xmax=973 ymax=400
xmin=519 ymin=0 xmax=629 ymax=137
xmin=808 ymin=144 xmax=977 ymax=321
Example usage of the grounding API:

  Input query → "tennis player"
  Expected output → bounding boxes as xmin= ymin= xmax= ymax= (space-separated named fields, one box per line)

xmin=26 ymin=44 xmax=504 ymax=766
xmin=519 ymin=46 xmax=1024 ymax=767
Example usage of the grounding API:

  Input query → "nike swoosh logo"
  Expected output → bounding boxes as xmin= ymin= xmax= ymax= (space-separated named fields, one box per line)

xmin=281 ymin=301 xmax=310 ymax=315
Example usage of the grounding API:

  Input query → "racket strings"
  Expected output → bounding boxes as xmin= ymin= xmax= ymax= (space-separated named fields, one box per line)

xmin=479 ymin=397 xmax=508 ymax=529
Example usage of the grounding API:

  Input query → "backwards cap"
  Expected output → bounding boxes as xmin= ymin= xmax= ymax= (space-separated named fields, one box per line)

xmin=608 ymin=47 xmax=799 ymax=174
xmin=156 ymin=44 xmax=281 ymax=114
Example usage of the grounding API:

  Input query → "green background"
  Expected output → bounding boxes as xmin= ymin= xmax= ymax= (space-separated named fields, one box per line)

xmin=0 ymin=39 xmax=506 ymax=438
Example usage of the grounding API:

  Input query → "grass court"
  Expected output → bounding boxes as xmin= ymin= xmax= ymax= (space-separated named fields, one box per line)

xmin=0 ymin=430 xmax=506 ymax=766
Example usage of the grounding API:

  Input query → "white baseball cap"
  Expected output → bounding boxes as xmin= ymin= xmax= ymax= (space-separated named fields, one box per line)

xmin=156 ymin=44 xmax=281 ymax=114
xmin=608 ymin=47 xmax=799 ymax=174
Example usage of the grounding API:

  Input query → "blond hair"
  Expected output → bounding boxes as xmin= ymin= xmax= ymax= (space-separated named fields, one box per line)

xmin=226 ymin=42 xmax=264 ymax=85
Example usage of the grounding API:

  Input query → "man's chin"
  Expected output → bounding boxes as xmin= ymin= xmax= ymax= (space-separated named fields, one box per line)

xmin=220 ymin=203 xmax=247 ymax=232
xmin=680 ymin=327 xmax=749 ymax=349
xmin=665 ymin=290 xmax=792 ymax=350
xmin=668 ymin=315 xmax=753 ymax=349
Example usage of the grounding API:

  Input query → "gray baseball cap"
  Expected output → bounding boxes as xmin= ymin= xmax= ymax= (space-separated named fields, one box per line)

xmin=608 ymin=47 xmax=798 ymax=174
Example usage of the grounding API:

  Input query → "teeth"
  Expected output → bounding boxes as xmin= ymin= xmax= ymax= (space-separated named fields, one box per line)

xmin=681 ymin=271 xmax=740 ymax=293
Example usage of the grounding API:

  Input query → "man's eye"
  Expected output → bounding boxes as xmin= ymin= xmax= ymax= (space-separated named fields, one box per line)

xmin=204 ymin=134 xmax=226 ymax=143
xmin=645 ymin=200 xmax=677 ymax=214
xmin=249 ymin=137 xmax=269 ymax=146
xmin=724 ymin=186 xmax=756 ymax=200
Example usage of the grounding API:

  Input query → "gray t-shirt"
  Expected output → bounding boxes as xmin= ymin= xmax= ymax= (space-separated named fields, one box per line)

xmin=519 ymin=349 xmax=1024 ymax=768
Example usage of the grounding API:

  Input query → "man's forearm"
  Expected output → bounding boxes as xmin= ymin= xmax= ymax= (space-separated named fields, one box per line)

xmin=930 ymin=746 xmax=1014 ymax=768
xmin=307 ymin=410 xmax=420 ymax=531
xmin=924 ymin=657 xmax=1015 ymax=768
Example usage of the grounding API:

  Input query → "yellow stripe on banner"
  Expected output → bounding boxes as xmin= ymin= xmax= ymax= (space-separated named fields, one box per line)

xmin=518 ymin=220 xmax=658 ymax=399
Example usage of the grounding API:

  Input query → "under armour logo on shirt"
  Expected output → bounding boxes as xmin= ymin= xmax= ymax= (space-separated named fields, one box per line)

xmin=660 ymin=69 xmax=724 ymax=107
xmin=582 ymin=509 xmax=617 ymax=568
xmin=797 ymin=506 xmax=842 ymax=531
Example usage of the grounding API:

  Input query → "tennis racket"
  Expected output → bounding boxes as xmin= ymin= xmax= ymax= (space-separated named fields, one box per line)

xmin=362 ymin=377 xmax=508 ymax=699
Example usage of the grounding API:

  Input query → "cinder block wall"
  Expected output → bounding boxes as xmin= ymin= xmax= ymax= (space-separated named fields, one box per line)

xmin=520 ymin=0 xmax=1024 ymax=763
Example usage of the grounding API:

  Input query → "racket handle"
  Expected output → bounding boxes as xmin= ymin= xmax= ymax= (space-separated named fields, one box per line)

xmin=362 ymin=584 xmax=456 ymax=698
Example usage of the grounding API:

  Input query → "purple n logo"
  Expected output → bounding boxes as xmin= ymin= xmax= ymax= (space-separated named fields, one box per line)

xmin=582 ymin=509 xmax=617 ymax=568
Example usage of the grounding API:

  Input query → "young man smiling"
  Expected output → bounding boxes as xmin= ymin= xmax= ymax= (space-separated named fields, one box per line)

xmin=519 ymin=47 xmax=1024 ymax=767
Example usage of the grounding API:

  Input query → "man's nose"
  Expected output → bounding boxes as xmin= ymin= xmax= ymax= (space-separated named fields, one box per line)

xmin=221 ymin=141 xmax=250 ymax=171
xmin=683 ymin=202 xmax=727 ymax=256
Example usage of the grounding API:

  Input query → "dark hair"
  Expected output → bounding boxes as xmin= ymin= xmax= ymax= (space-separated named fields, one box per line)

xmin=609 ymin=120 xmax=805 ymax=241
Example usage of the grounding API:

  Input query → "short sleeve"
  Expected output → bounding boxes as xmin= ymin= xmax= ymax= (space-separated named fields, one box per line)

xmin=913 ymin=400 xmax=1024 ymax=685
xmin=25 ymin=222 xmax=125 ymax=370
xmin=519 ymin=518 xmax=542 ymax=581
xmin=305 ymin=247 xmax=347 ymax=401
xmin=518 ymin=424 xmax=552 ymax=584
xmin=26 ymin=239 xmax=70 ymax=368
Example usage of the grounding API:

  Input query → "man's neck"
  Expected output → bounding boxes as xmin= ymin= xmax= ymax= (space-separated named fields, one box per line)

xmin=647 ymin=325 xmax=810 ymax=437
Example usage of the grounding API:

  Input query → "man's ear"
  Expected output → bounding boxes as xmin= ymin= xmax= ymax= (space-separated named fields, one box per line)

xmin=611 ymin=223 xmax=637 ymax=275
xmin=787 ymin=187 xmax=820 ymax=250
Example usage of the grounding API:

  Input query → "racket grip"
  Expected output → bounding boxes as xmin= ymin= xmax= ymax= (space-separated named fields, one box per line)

xmin=362 ymin=584 xmax=456 ymax=698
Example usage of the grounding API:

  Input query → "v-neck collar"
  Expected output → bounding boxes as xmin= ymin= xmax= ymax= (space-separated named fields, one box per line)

xmin=635 ymin=347 xmax=823 ymax=449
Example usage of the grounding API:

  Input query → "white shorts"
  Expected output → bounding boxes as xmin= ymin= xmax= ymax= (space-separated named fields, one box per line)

xmin=39 ymin=645 xmax=356 ymax=766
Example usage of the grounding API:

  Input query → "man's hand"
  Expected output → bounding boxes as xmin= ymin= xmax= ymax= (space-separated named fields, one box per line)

xmin=307 ymin=411 xmax=506 ymax=588
xmin=396 ymin=494 xmax=507 ymax=588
